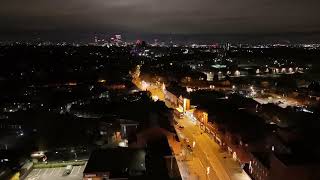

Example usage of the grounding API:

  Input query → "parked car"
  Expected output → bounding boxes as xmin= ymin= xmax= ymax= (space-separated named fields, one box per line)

xmin=62 ymin=165 xmax=73 ymax=176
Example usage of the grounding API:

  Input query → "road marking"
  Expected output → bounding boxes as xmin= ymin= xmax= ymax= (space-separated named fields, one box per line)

xmin=197 ymin=158 xmax=212 ymax=180
xmin=48 ymin=168 xmax=52 ymax=175
xmin=50 ymin=168 xmax=55 ymax=176
xmin=48 ymin=168 xmax=53 ymax=175
xmin=34 ymin=169 xmax=39 ymax=176
xmin=57 ymin=167 xmax=62 ymax=175
xmin=27 ymin=177 xmax=38 ymax=180
xmin=43 ymin=168 xmax=48 ymax=175
xmin=77 ymin=166 xmax=82 ymax=174
xmin=198 ymin=158 xmax=205 ymax=169
xmin=44 ymin=168 xmax=49 ymax=175
xmin=28 ymin=169 xmax=37 ymax=177
xmin=72 ymin=166 xmax=78 ymax=175
xmin=70 ymin=166 xmax=75 ymax=175
xmin=36 ymin=169 xmax=42 ymax=176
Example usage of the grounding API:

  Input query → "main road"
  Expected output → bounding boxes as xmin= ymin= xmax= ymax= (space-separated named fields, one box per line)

xmin=133 ymin=78 xmax=251 ymax=180
xmin=175 ymin=115 xmax=250 ymax=180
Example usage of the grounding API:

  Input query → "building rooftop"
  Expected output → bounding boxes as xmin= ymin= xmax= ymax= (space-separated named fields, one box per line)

xmin=166 ymin=84 xmax=190 ymax=98
xmin=83 ymin=148 xmax=146 ymax=178
xmin=274 ymin=153 xmax=320 ymax=167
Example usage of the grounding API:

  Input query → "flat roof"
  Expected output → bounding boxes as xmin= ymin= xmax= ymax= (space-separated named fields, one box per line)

xmin=176 ymin=107 xmax=183 ymax=113
xmin=274 ymin=153 xmax=320 ymax=166
xmin=83 ymin=148 xmax=146 ymax=178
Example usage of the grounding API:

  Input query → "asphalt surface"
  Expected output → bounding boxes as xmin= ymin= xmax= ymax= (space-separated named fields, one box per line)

xmin=26 ymin=165 xmax=85 ymax=180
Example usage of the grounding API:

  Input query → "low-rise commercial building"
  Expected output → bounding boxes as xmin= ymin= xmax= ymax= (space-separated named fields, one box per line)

xmin=83 ymin=148 xmax=146 ymax=180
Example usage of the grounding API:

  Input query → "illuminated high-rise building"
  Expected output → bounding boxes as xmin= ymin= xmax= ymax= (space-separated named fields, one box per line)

xmin=153 ymin=39 xmax=159 ymax=46
xmin=115 ymin=34 xmax=122 ymax=41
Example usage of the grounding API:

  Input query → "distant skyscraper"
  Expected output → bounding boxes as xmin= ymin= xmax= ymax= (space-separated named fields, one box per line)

xmin=154 ymin=39 xmax=159 ymax=46
xmin=225 ymin=43 xmax=231 ymax=51
xmin=115 ymin=34 xmax=122 ymax=41
xmin=169 ymin=40 xmax=173 ymax=47
xmin=136 ymin=39 xmax=142 ymax=45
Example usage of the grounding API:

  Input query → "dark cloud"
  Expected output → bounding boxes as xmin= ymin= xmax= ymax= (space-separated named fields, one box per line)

xmin=0 ymin=0 xmax=320 ymax=34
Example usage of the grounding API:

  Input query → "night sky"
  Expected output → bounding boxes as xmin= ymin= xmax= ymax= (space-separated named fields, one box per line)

xmin=1 ymin=0 xmax=320 ymax=41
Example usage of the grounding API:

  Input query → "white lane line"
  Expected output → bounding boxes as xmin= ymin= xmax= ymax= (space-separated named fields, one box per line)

xmin=198 ymin=158 xmax=205 ymax=169
xmin=70 ymin=166 xmax=75 ymax=175
xmin=57 ymin=168 xmax=62 ymax=176
xmin=36 ymin=169 xmax=42 ymax=176
xmin=77 ymin=166 xmax=82 ymax=174
xmin=197 ymin=158 xmax=212 ymax=180
xmin=71 ymin=166 xmax=78 ymax=175
xmin=28 ymin=169 xmax=37 ymax=177
xmin=27 ymin=170 xmax=35 ymax=179
xmin=50 ymin=168 xmax=55 ymax=176
xmin=35 ymin=169 xmax=39 ymax=176
xmin=44 ymin=168 xmax=48 ymax=175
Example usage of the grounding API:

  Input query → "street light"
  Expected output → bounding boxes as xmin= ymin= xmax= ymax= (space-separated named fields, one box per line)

xmin=141 ymin=81 xmax=149 ymax=90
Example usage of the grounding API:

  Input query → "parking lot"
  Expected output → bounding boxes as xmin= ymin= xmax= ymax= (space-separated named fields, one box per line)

xmin=26 ymin=165 xmax=85 ymax=180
